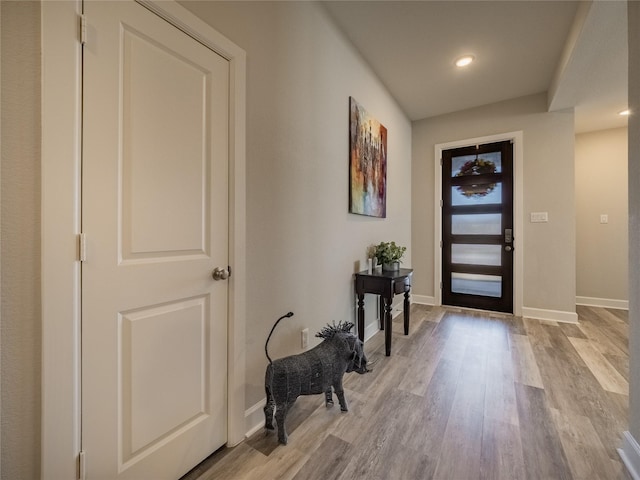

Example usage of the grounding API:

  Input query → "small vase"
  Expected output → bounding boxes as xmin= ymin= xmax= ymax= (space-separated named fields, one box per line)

xmin=382 ymin=261 xmax=400 ymax=271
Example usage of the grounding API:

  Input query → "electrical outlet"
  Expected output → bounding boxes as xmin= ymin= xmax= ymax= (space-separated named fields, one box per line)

xmin=600 ymin=214 xmax=609 ymax=224
xmin=301 ymin=328 xmax=309 ymax=349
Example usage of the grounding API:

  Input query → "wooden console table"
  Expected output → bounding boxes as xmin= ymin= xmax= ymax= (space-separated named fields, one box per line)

xmin=354 ymin=268 xmax=413 ymax=356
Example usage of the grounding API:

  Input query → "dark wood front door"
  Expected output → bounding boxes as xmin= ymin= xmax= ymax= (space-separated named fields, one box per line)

xmin=442 ymin=141 xmax=514 ymax=313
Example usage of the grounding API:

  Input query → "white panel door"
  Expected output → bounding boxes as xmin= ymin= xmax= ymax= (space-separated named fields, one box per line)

xmin=81 ymin=2 xmax=229 ymax=478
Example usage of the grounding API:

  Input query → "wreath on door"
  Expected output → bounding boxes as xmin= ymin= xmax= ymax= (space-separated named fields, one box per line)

xmin=455 ymin=158 xmax=497 ymax=198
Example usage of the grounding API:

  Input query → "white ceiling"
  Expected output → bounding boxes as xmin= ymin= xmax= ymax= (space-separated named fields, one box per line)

xmin=322 ymin=0 xmax=628 ymax=133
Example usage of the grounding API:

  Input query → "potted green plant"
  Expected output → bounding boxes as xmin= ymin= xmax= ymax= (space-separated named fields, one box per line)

xmin=372 ymin=241 xmax=406 ymax=271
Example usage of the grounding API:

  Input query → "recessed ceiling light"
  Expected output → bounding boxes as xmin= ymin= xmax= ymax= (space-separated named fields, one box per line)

xmin=619 ymin=109 xmax=631 ymax=116
xmin=455 ymin=55 xmax=475 ymax=67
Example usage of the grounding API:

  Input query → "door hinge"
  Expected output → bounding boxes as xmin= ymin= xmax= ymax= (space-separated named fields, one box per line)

xmin=440 ymin=158 xmax=443 ymax=166
xmin=79 ymin=14 xmax=87 ymax=45
xmin=78 ymin=450 xmax=86 ymax=480
xmin=440 ymin=199 xmax=443 ymax=208
xmin=440 ymin=281 xmax=443 ymax=290
xmin=440 ymin=240 xmax=443 ymax=248
xmin=78 ymin=233 xmax=87 ymax=262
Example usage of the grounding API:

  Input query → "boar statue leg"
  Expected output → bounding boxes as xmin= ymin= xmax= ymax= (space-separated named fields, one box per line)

xmin=275 ymin=402 xmax=291 ymax=445
xmin=333 ymin=378 xmax=348 ymax=412
xmin=264 ymin=384 xmax=275 ymax=431
xmin=325 ymin=387 xmax=334 ymax=408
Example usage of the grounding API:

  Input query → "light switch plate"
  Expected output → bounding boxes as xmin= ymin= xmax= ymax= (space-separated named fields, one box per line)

xmin=530 ymin=212 xmax=548 ymax=223
xmin=600 ymin=214 xmax=609 ymax=224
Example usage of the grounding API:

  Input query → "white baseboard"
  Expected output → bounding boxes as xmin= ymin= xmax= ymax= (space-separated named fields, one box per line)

xmin=412 ymin=295 xmax=436 ymax=305
xmin=521 ymin=306 xmax=578 ymax=324
xmin=619 ymin=431 xmax=640 ymax=480
xmin=576 ymin=296 xmax=629 ymax=310
xmin=244 ymin=399 xmax=266 ymax=439
xmin=363 ymin=320 xmax=380 ymax=342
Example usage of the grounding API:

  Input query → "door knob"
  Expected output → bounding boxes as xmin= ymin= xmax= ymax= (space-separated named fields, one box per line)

xmin=505 ymin=246 xmax=513 ymax=252
xmin=212 ymin=267 xmax=230 ymax=281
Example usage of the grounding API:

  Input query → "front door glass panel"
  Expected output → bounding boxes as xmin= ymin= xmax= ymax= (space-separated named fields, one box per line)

xmin=451 ymin=214 xmax=502 ymax=235
xmin=451 ymin=151 xmax=502 ymax=176
xmin=451 ymin=244 xmax=502 ymax=266
xmin=451 ymin=183 xmax=502 ymax=206
xmin=451 ymin=273 xmax=502 ymax=297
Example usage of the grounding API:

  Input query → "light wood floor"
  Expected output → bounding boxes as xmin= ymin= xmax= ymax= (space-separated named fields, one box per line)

xmin=182 ymin=304 xmax=631 ymax=480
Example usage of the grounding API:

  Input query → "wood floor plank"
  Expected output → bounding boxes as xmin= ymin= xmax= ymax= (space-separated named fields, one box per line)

xmin=577 ymin=307 xmax=628 ymax=357
xmin=291 ymin=435 xmax=353 ymax=480
xmin=326 ymin=388 xmax=367 ymax=445
xmin=611 ymin=458 xmax=634 ymax=480
xmin=480 ymin=419 xmax=526 ymax=480
xmin=485 ymin=344 xmax=519 ymax=426
xmin=243 ymin=447 xmax=308 ymax=480
xmin=397 ymin=312 xmax=460 ymax=396
xmin=568 ymin=336 xmax=628 ymax=395
xmin=528 ymin=325 xmax=596 ymax=418
xmin=598 ymin=308 xmax=630 ymax=352
xmin=596 ymin=391 xmax=631 ymax=459
xmin=522 ymin=317 xmax=555 ymax=348
xmin=338 ymin=389 xmax=429 ymax=479
xmin=249 ymin=395 xmax=318 ymax=456
xmin=578 ymin=318 xmax=627 ymax=357
xmin=507 ymin=314 xmax=527 ymax=335
xmin=347 ymin=354 xmax=407 ymax=418
xmin=486 ymin=316 xmax=512 ymax=352
xmin=402 ymin=356 xmax=466 ymax=478
xmin=282 ymin=396 xmax=352 ymax=455
xmin=397 ymin=337 xmax=444 ymax=396
xmin=394 ymin=312 xmax=438 ymax=359
xmin=606 ymin=308 xmax=629 ymax=323
xmin=532 ymin=326 xmax=629 ymax=460
xmin=422 ymin=304 xmax=448 ymax=324
xmin=549 ymin=407 xmax=617 ymax=480
xmin=558 ymin=322 xmax=588 ymax=339
xmin=432 ymin=342 xmax=487 ymax=479
xmin=510 ymin=333 xmax=544 ymax=388
xmin=183 ymin=442 xmax=266 ymax=480
xmin=605 ymin=352 xmax=630 ymax=382
xmin=515 ymin=383 xmax=573 ymax=480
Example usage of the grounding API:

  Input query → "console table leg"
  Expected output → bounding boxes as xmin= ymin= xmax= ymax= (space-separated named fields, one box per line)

xmin=404 ymin=290 xmax=410 ymax=335
xmin=357 ymin=294 xmax=365 ymax=342
xmin=379 ymin=296 xmax=385 ymax=330
xmin=384 ymin=297 xmax=392 ymax=356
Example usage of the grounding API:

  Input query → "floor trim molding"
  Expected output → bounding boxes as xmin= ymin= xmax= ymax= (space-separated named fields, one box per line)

xmin=576 ymin=296 xmax=629 ymax=310
xmin=619 ymin=431 xmax=640 ymax=480
xmin=245 ymin=400 xmax=266 ymax=439
xmin=412 ymin=295 xmax=436 ymax=306
xmin=521 ymin=306 xmax=578 ymax=324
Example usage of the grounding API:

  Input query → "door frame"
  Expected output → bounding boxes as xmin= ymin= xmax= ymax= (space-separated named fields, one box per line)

xmin=434 ymin=131 xmax=523 ymax=316
xmin=41 ymin=1 xmax=247 ymax=477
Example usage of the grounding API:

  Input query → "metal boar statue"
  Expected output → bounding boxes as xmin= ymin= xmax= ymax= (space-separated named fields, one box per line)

xmin=263 ymin=312 xmax=369 ymax=445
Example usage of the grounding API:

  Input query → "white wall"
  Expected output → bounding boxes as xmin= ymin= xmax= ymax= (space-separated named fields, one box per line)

xmin=575 ymin=127 xmax=628 ymax=307
xmin=412 ymin=93 xmax=576 ymax=316
xmin=1 ymin=1 xmax=42 ymax=478
xmin=179 ymin=1 xmax=412 ymax=409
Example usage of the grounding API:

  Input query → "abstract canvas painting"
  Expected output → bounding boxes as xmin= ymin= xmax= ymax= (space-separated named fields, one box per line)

xmin=349 ymin=97 xmax=387 ymax=218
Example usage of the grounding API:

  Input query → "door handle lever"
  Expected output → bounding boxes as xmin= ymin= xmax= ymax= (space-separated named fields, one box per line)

xmin=212 ymin=267 xmax=231 ymax=281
